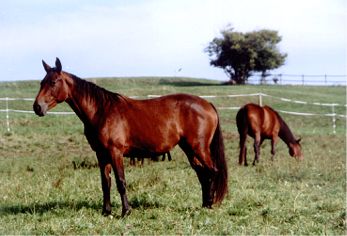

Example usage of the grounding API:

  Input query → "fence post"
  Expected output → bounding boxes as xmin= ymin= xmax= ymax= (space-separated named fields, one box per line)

xmin=324 ymin=74 xmax=327 ymax=85
xmin=301 ymin=75 xmax=305 ymax=85
xmin=5 ymin=97 xmax=11 ymax=132
xmin=331 ymin=104 xmax=336 ymax=134
xmin=258 ymin=93 xmax=263 ymax=107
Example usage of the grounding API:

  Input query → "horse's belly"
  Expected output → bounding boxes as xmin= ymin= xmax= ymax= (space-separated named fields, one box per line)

xmin=130 ymin=128 xmax=180 ymax=153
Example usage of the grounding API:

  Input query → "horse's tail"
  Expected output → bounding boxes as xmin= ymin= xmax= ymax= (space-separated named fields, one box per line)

xmin=236 ymin=105 xmax=247 ymax=135
xmin=210 ymin=104 xmax=228 ymax=204
xmin=236 ymin=105 xmax=249 ymax=165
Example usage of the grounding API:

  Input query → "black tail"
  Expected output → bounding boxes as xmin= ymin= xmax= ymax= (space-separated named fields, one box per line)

xmin=236 ymin=106 xmax=248 ymax=165
xmin=210 ymin=104 xmax=228 ymax=204
xmin=236 ymin=106 xmax=247 ymax=135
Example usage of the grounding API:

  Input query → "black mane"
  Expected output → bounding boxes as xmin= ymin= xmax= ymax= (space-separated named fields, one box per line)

xmin=68 ymin=73 xmax=126 ymax=105
xmin=266 ymin=106 xmax=297 ymax=145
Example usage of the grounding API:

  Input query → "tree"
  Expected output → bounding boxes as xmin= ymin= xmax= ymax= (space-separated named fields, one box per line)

xmin=205 ymin=27 xmax=287 ymax=84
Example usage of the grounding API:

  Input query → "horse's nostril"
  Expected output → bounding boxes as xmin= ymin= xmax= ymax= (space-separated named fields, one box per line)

xmin=33 ymin=102 xmax=43 ymax=116
xmin=33 ymin=103 xmax=39 ymax=111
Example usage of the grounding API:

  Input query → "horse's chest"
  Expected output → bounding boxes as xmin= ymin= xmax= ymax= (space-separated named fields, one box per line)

xmin=84 ymin=127 xmax=103 ymax=151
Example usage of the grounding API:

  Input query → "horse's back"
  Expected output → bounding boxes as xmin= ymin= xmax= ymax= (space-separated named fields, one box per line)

xmin=237 ymin=103 xmax=280 ymax=138
xmin=129 ymin=93 xmax=216 ymax=124
xmin=237 ymin=103 xmax=263 ymax=130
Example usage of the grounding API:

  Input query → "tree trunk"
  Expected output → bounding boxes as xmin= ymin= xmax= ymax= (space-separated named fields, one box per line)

xmin=223 ymin=67 xmax=248 ymax=85
xmin=231 ymin=71 xmax=247 ymax=84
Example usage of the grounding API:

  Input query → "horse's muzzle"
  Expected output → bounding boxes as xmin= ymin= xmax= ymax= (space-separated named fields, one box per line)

xmin=33 ymin=102 xmax=46 ymax=116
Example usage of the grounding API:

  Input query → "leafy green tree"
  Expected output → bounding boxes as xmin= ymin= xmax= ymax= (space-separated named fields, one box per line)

xmin=205 ymin=27 xmax=287 ymax=84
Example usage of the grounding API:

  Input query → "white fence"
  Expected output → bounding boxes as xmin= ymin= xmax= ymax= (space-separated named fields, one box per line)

xmin=1 ymin=93 xmax=346 ymax=134
xmin=247 ymin=74 xmax=347 ymax=86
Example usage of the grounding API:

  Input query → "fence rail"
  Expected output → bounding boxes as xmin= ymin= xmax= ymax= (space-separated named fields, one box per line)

xmin=247 ymin=74 xmax=347 ymax=85
xmin=1 ymin=93 xmax=346 ymax=134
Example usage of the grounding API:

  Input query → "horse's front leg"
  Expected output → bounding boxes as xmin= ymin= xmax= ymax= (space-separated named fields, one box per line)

xmin=109 ymin=148 xmax=131 ymax=217
xmin=270 ymin=137 xmax=278 ymax=161
xmin=96 ymin=151 xmax=112 ymax=216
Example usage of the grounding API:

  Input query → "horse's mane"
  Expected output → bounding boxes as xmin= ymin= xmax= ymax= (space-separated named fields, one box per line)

xmin=266 ymin=106 xmax=297 ymax=144
xmin=68 ymin=73 xmax=127 ymax=105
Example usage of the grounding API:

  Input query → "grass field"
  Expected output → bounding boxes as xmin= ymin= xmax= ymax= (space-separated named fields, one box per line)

xmin=0 ymin=77 xmax=346 ymax=234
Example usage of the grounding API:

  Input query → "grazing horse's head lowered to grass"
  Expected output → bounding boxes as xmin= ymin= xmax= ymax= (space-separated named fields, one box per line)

xmin=33 ymin=58 xmax=228 ymax=217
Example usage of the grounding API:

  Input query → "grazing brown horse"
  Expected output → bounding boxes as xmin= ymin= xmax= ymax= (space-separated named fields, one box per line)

xmin=236 ymin=103 xmax=302 ymax=166
xmin=33 ymin=58 xmax=228 ymax=217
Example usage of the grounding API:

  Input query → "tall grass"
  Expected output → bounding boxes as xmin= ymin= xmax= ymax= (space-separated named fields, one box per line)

xmin=0 ymin=77 xmax=346 ymax=234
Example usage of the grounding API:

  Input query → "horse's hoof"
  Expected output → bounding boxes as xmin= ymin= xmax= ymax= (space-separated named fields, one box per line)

xmin=202 ymin=203 xmax=213 ymax=209
xmin=121 ymin=207 xmax=132 ymax=217
xmin=102 ymin=208 xmax=112 ymax=216
xmin=102 ymin=210 xmax=112 ymax=216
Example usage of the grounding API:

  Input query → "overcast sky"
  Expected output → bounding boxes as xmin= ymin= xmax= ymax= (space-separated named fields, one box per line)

xmin=0 ymin=0 xmax=346 ymax=82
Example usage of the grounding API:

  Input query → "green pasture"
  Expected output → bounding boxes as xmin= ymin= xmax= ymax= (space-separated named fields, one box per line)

xmin=0 ymin=77 xmax=346 ymax=234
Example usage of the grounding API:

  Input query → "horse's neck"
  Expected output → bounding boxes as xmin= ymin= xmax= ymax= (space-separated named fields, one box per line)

xmin=278 ymin=119 xmax=296 ymax=146
xmin=67 ymin=97 xmax=93 ymax=124
xmin=65 ymin=76 xmax=100 ymax=125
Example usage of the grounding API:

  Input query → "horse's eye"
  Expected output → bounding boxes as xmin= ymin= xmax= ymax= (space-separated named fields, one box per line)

xmin=50 ymin=80 xmax=56 ymax=86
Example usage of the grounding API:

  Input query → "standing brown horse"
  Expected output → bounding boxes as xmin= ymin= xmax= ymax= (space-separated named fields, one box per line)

xmin=236 ymin=103 xmax=302 ymax=166
xmin=33 ymin=58 xmax=228 ymax=217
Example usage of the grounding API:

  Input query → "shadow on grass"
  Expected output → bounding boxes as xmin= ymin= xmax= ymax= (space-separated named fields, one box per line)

xmin=1 ymin=197 xmax=204 ymax=217
xmin=0 ymin=200 xmax=103 ymax=215
xmin=159 ymin=78 xmax=223 ymax=87
xmin=129 ymin=194 xmax=163 ymax=210
xmin=0 ymin=197 xmax=164 ymax=216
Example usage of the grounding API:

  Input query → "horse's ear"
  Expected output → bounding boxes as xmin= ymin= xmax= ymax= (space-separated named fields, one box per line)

xmin=55 ymin=57 xmax=62 ymax=73
xmin=42 ymin=60 xmax=51 ymax=73
xmin=296 ymin=138 xmax=302 ymax=144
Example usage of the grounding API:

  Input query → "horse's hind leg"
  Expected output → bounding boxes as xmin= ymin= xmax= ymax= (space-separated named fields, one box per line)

xmin=130 ymin=157 xmax=135 ymax=166
xmin=239 ymin=133 xmax=248 ymax=166
xmin=179 ymin=141 xmax=215 ymax=208
xmin=161 ymin=152 xmax=172 ymax=161
xmin=197 ymin=166 xmax=214 ymax=208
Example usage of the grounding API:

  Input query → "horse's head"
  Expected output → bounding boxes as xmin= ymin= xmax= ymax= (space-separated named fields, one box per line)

xmin=33 ymin=58 xmax=69 ymax=116
xmin=289 ymin=138 xmax=303 ymax=160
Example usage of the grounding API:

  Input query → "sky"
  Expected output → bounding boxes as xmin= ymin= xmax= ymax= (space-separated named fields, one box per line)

xmin=0 ymin=0 xmax=346 ymax=82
